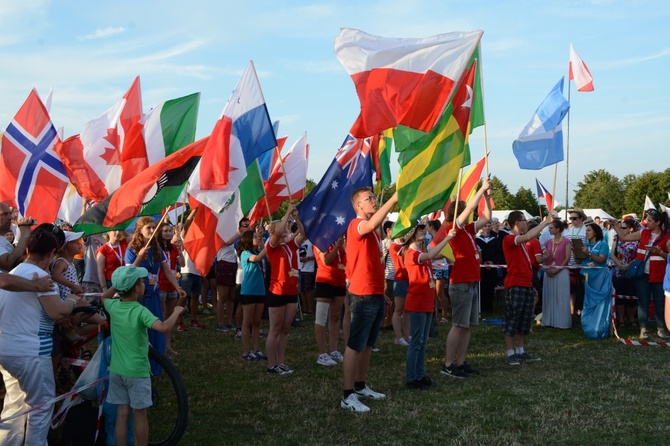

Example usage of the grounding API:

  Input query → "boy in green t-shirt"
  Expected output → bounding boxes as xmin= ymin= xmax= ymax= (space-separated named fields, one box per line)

xmin=102 ymin=266 xmax=183 ymax=446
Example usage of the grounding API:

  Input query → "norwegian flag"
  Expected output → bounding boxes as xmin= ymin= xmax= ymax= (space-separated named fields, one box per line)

xmin=0 ymin=89 xmax=68 ymax=223
xmin=297 ymin=133 xmax=372 ymax=251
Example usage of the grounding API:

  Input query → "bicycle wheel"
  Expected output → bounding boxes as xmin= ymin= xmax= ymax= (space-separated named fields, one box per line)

xmin=147 ymin=346 xmax=189 ymax=446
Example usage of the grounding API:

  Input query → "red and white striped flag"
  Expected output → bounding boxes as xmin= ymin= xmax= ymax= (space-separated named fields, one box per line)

xmin=569 ymin=44 xmax=594 ymax=92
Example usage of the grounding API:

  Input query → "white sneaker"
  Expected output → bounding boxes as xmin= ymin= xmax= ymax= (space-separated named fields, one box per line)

xmin=317 ymin=353 xmax=337 ymax=366
xmin=394 ymin=338 xmax=410 ymax=347
xmin=329 ymin=351 xmax=344 ymax=363
xmin=340 ymin=393 xmax=370 ymax=413
xmin=355 ymin=385 xmax=386 ymax=400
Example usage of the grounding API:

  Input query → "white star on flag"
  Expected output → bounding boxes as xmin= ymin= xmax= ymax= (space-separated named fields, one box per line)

xmin=335 ymin=215 xmax=346 ymax=225
xmin=331 ymin=180 xmax=339 ymax=189
xmin=312 ymin=206 xmax=317 ymax=211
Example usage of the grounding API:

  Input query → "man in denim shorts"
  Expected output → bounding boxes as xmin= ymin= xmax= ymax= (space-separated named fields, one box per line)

xmin=502 ymin=211 xmax=551 ymax=366
xmin=340 ymin=188 xmax=397 ymax=413
xmin=435 ymin=179 xmax=491 ymax=379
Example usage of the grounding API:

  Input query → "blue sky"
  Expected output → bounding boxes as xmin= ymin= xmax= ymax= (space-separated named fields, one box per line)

xmin=1 ymin=0 xmax=668 ymax=209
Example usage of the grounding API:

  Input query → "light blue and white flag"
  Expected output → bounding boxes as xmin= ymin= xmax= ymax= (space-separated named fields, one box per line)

xmin=512 ymin=77 xmax=570 ymax=170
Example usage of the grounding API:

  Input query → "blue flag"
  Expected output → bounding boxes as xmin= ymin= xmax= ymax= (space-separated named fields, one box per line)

xmin=297 ymin=134 xmax=372 ymax=252
xmin=512 ymin=77 xmax=570 ymax=170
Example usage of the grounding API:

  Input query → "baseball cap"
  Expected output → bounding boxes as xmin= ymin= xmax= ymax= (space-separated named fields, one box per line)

xmin=63 ymin=231 xmax=84 ymax=244
xmin=111 ymin=266 xmax=148 ymax=294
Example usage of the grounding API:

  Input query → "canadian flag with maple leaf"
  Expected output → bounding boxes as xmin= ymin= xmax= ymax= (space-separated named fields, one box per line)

xmin=55 ymin=78 xmax=199 ymax=203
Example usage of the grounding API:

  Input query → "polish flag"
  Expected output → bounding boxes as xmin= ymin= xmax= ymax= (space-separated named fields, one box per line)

xmin=335 ymin=28 xmax=483 ymax=138
xmin=569 ymin=44 xmax=594 ymax=92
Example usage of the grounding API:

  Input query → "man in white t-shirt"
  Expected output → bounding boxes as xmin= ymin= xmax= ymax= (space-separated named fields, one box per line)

xmin=0 ymin=202 xmax=33 ymax=273
xmin=563 ymin=207 xmax=588 ymax=316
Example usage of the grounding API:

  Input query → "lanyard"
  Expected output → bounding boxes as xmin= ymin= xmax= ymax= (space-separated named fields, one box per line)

xmin=280 ymin=243 xmax=295 ymax=268
xmin=107 ymin=242 xmax=123 ymax=265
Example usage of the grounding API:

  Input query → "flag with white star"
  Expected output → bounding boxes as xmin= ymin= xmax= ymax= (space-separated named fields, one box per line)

xmin=297 ymin=134 xmax=372 ymax=251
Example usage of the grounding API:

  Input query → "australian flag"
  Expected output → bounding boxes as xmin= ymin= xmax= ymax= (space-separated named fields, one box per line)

xmin=0 ymin=89 xmax=69 ymax=223
xmin=297 ymin=134 xmax=372 ymax=252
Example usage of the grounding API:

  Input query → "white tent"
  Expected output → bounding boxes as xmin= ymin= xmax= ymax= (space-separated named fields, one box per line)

xmin=491 ymin=210 xmax=534 ymax=223
xmin=582 ymin=208 xmax=616 ymax=221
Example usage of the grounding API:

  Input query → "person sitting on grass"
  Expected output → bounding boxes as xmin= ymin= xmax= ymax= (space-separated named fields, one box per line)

xmin=102 ymin=265 xmax=184 ymax=446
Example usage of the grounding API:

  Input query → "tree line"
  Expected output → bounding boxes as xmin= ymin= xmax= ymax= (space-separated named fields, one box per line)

xmin=270 ymin=168 xmax=670 ymax=222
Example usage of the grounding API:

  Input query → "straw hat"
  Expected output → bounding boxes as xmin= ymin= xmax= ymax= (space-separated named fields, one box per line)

xmin=403 ymin=224 xmax=426 ymax=245
xmin=567 ymin=207 xmax=587 ymax=220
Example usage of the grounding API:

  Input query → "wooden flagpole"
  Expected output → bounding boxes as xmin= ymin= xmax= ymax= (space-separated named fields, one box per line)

xmin=142 ymin=210 xmax=170 ymax=251
xmin=275 ymin=145 xmax=293 ymax=202
xmin=256 ymin=159 xmax=273 ymax=220
xmin=453 ymin=168 xmax=464 ymax=222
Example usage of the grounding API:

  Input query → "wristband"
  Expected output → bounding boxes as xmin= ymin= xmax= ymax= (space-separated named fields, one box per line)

xmin=66 ymin=297 xmax=77 ymax=307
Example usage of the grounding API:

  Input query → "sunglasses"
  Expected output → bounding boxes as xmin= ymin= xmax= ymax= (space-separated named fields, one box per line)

xmin=569 ymin=216 xmax=581 ymax=221
xmin=357 ymin=195 xmax=377 ymax=204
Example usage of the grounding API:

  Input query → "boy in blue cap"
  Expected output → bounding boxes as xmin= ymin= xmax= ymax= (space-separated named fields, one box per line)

xmin=102 ymin=265 xmax=183 ymax=446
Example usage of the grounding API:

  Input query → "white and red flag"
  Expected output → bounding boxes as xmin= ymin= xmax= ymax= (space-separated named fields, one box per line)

xmin=0 ymin=89 xmax=69 ymax=223
xmin=569 ymin=44 xmax=594 ymax=92
xmin=334 ymin=28 xmax=483 ymax=138
xmin=248 ymin=132 xmax=309 ymax=224
xmin=56 ymin=77 xmax=146 ymax=202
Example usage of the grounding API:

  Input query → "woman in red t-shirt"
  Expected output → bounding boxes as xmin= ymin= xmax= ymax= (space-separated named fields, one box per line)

xmin=95 ymin=230 xmax=128 ymax=292
xmin=265 ymin=205 xmax=307 ymax=375
xmin=313 ymin=236 xmax=348 ymax=366
xmin=157 ymin=223 xmax=185 ymax=354
xmin=403 ymin=224 xmax=455 ymax=390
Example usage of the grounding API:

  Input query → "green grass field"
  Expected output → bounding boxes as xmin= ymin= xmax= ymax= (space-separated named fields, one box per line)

xmin=167 ymin=306 xmax=670 ymax=446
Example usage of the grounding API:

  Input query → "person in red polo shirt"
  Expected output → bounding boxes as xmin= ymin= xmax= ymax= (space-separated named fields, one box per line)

xmin=502 ymin=211 xmax=552 ymax=366
xmin=340 ymin=188 xmax=398 ymax=413
xmin=435 ymin=178 xmax=492 ymax=379
xmin=265 ymin=204 xmax=307 ymax=375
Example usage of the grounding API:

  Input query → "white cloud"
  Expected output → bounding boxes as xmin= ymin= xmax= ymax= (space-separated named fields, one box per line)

xmin=78 ymin=26 xmax=126 ymax=41
xmin=603 ymin=49 xmax=670 ymax=68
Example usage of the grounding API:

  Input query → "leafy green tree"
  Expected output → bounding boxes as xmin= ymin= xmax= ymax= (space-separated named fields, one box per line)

xmin=623 ymin=169 xmax=670 ymax=215
xmin=489 ymin=176 xmax=514 ymax=209
xmin=572 ymin=169 xmax=624 ymax=217
xmin=510 ymin=187 xmax=541 ymax=216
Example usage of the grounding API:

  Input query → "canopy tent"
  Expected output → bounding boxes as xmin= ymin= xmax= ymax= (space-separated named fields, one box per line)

xmin=582 ymin=208 xmax=616 ymax=221
xmin=491 ymin=210 xmax=534 ymax=223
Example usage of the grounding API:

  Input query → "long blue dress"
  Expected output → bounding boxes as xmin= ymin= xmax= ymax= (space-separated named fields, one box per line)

xmin=580 ymin=240 xmax=612 ymax=339
xmin=125 ymin=246 xmax=166 ymax=374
